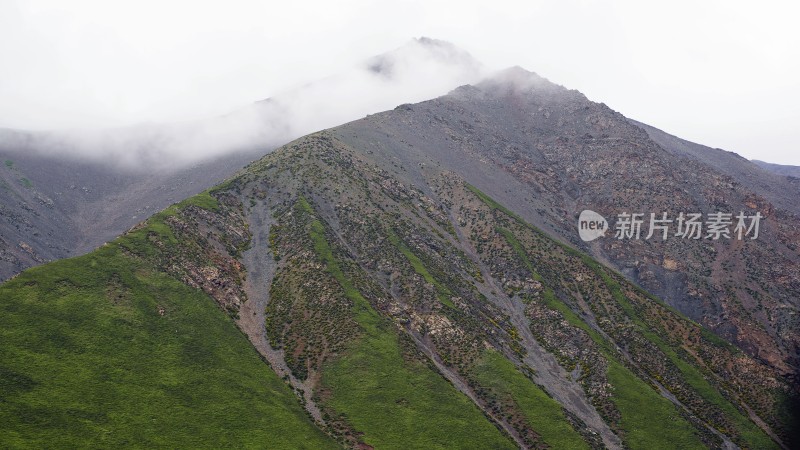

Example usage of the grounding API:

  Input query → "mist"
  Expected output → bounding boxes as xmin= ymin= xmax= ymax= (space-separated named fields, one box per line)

xmin=1 ymin=1 xmax=798 ymax=165
xmin=0 ymin=38 xmax=485 ymax=170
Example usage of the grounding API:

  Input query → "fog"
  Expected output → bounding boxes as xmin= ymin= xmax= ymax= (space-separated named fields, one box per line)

xmin=1 ymin=0 xmax=798 ymax=165
xmin=0 ymin=38 xmax=485 ymax=168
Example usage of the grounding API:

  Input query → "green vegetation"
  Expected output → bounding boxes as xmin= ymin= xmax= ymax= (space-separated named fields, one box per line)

xmin=466 ymin=184 xmax=526 ymax=224
xmin=467 ymin=184 xmax=585 ymax=260
xmin=0 ymin=152 xmax=780 ymax=449
xmin=302 ymin=196 xmax=374 ymax=323
xmin=474 ymin=189 xmax=716 ymax=450
xmin=19 ymin=177 xmax=32 ymax=189
xmin=584 ymin=257 xmax=777 ymax=449
xmin=500 ymin=224 xmax=704 ymax=448
xmin=498 ymin=227 xmax=613 ymax=354
xmin=4 ymin=159 xmax=12 ymax=168
xmin=700 ymin=327 xmax=737 ymax=351
xmin=300 ymin=196 xmax=516 ymax=449
xmin=665 ymin=350 xmax=777 ymax=448
xmin=497 ymin=228 xmax=542 ymax=282
xmin=387 ymin=229 xmax=455 ymax=308
xmin=115 ymin=209 xmax=179 ymax=258
xmin=607 ymin=361 xmax=705 ymax=450
xmin=0 ymin=219 xmax=335 ymax=448
xmin=471 ymin=350 xmax=589 ymax=449
xmin=113 ymin=191 xmax=220 ymax=259
xmin=179 ymin=190 xmax=220 ymax=212
xmin=323 ymin=322 xmax=516 ymax=449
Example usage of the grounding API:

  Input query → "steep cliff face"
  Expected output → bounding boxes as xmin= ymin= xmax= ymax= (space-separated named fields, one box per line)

xmin=2 ymin=69 xmax=797 ymax=449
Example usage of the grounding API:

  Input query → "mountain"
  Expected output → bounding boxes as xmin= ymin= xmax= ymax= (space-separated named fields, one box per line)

xmin=0 ymin=141 xmax=261 ymax=281
xmin=331 ymin=67 xmax=800 ymax=378
xmin=2 ymin=68 xmax=797 ymax=448
xmin=0 ymin=38 xmax=485 ymax=282
xmin=629 ymin=120 xmax=800 ymax=216
xmin=752 ymin=160 xmax=800 ymax=179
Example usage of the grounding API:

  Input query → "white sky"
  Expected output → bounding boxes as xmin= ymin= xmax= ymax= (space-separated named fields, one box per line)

xmin=0 ymin=0 xmax=798 ymax=164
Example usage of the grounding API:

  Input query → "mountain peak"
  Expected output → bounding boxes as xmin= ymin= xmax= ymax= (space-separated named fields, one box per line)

xmin=365 ymin=37 xmax=484 ymax=78
xmin=482 ymin=66 xmax=561 ymax=91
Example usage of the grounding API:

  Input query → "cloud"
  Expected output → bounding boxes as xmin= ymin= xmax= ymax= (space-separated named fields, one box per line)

xmin=1 ymin=1 xmax=797 ymax=165
xmin=265 ymin=37 xmax=485 ymax=140
xmin=0 ymin=38 xmax=487 ymax=170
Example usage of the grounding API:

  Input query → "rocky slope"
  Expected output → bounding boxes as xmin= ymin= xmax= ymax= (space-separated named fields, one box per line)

xmin=0 ymin=38 xmax=484 ymax=283
xmin=0 ymin=143 xmax=261 ymax=281
xmin=752 ymin=160 xmax=800 ymax=179
xmin=327 ymin=68 xmax=799 ymax=378
xmin=2 ymin=68 xmax=798 ymax=449
xmin=630 ymin=120 xmax=800 ymax=217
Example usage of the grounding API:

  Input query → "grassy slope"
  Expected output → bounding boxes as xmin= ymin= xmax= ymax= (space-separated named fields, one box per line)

xmin=301 ymin=197 xmax=516 ymax=449
xmin=386 ymin=229 xmax=456 ymax=308
xmin=605 ymin=360 xmax=703 ymax=450
xmin=0 ymin=202 xmax=335 ymax=448
xmin=471 ymin=350 xmax=589 ymax=449
xmin=473 ymin=185 xmax=710 ymax=449
xmin=582 ymin=257 xmax=776 ymax=450
xmin=484 ymin=180 xmax=778 ymax=448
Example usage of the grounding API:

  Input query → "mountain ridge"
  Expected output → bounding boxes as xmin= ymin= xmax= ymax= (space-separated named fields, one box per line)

xmin=752 ymin=159 xmax=800 ymax=178
xmin=0 ymin=37 xmax=485 ymax=282
xmin=330 ymin=67 xmax=799 ymax=376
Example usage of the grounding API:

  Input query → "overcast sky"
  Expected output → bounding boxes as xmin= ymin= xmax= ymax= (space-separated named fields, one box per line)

xmin=1 ymin=0 xmax=798 ymax=164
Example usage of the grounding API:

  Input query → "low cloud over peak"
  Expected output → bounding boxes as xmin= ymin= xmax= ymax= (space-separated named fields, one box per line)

xmin=0 ymin=38 xmax=487 ymax=170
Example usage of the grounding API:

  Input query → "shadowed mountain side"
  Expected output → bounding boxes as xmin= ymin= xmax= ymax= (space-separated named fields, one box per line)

xmin=0 ymin=145 xmax=265 ymax=281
